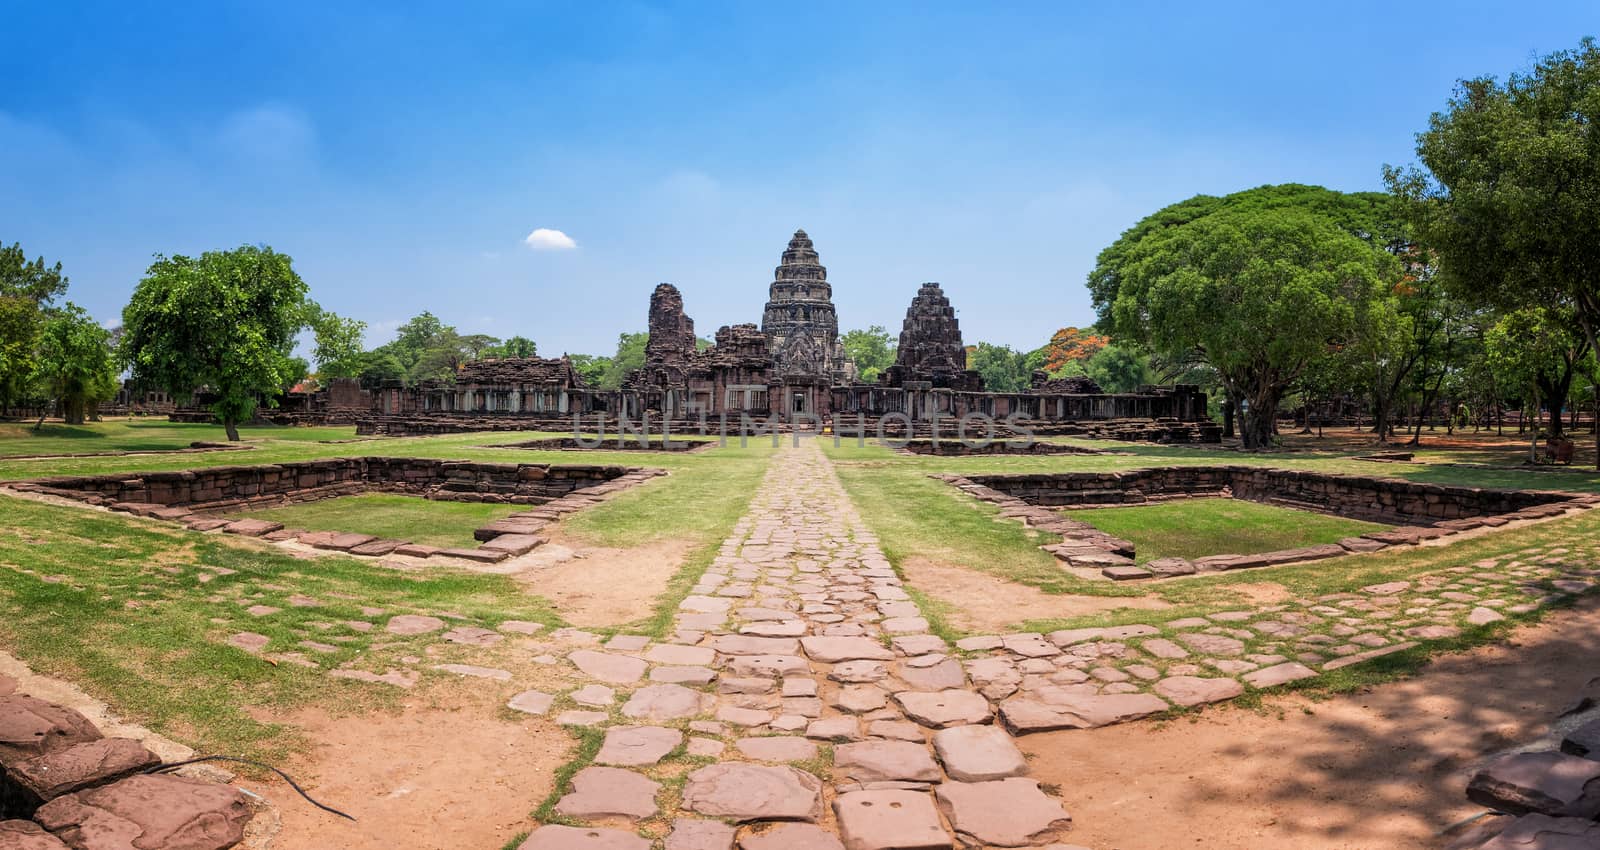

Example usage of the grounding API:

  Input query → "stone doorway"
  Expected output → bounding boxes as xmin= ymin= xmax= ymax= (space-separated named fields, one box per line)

xmin=793 ymin=392 xmax=807 ymax=414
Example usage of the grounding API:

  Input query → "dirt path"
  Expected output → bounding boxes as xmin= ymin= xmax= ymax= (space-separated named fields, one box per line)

xmin=901 ymin=555 xmax=1171 ymax=632
xmin=520 ymin=535 xmax=691 ymax=626
xmin=261 ymin=689 xmax=572 ymax=850
xmin=1024 ymin=596 xmax=1600 ymax=850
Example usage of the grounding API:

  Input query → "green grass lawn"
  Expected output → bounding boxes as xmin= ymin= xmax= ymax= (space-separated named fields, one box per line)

xmin=5 ymin=420 xmax=1600 ymax=763
xmin=1071 ymin=499 xmax=1388 ymax=563
xmin=232 ymin=494 xmax=525 ymax=548
xmin=823 ymin=437 xmax=1600 ymax=624
xmin=0 ymin=419 xmax=357 ymax=458
xmin=0 ymin=421 xmax=776 ymax=761
xmin=0 ymin=494 xmax=565 ymax=763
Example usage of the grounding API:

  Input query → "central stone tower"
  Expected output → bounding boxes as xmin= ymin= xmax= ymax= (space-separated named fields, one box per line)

xmin=761 ymin=229 xmax=853 ymax=382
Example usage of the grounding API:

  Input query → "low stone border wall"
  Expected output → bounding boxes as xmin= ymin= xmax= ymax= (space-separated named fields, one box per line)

xmin=894 ymin=439 xmax=1118 ymax=457
xmin=11 ymin=458 xmax=668 ymax=565
xmin=829 ymin=417 xmax=1221 ymax=444
xmin=962 ymin=465 xmax=1576 ymax=524
xmin=0 ymin=673 xmax=254 ymax=847
xmin=15 ymin=457 xmax=639 ymax=511
xmin=937 ymin=466 xmax=1597 ymax=581
xmin=481 ymin=437 xmax=716 ymax=453
xmin=357 ymin=414 xmax=708 ymax=437
xmin=1023 ymin=418 xmax=1223 ymax=443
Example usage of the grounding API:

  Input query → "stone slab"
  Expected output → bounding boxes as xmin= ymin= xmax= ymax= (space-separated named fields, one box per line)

xmin=801 ymin=636 xmax=894 ymax=663
xmin=833 ymin=740 xmax=942 ymax=783
xmin=833 ymin=789 xmax=953 ymax=850
xmin=735 ymin=736 xmax=818 ymax=763
xmin=0 ymin=820 xmax=69 ymax=850
xmin=570 ymin=650 xmax=648 ymax=684
xmin=1475 ymin=814 xmax=1600 ymax=850
xmin=931 ymin=725 xmax=1027 ymax=782
xmin=8 ymin=738 xmax=162 ymax=801
xmin=1154 ymin=676 xmax=1244 ymax=707
xmin=680 ymin=763 xmax=822 ymax=823
xmin=1468 ymin=752 xmax=1600 ymax=817
xmin=895 ymin=689 xmax=991 ymax=728
xmin=935 ymin=778 xmax=1071 ymax=847
xmin=596 ymin=726 xmax=683 ymax=767
xmin=519 ymin=825 xmax=651 ymax=850
xmin=737 ymin=823 xmax=843 ymax=850
xmin=554 ymin=766 xmax=660 ymax=820
xmin=999 ymin=693 xmax=1168 ymax=733
xmin=34 ymin=773 xmax=252 ymax=850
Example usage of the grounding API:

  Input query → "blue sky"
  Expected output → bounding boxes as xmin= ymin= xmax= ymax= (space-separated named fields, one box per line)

xmin=2 ymin=2 xmax=1593 ymax=357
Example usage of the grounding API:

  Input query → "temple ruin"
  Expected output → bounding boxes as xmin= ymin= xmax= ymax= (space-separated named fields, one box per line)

xmin=880 ymin=282 xmax=983 ymax=392
xmin=343 ymin=229 xmax=1219 ymax=441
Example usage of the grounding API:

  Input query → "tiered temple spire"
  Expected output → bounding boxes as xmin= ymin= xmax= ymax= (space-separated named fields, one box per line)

xmin=761 ymin=229 xmax=853 ymax=381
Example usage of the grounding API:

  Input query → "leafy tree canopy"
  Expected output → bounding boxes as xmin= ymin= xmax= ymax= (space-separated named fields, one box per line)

xmin=1486 ymin=306 xmax=1593 ymax=437
xmin=487 ymin=335 xmax=538 ymax=359
xmin=1036 ymin=327 xmax=1109 ymax=376
xmin=120 ymin=245 xmax=309 ymax=440
xmin=967 ymin=342 xmax=1031 ymax=393
xmin=0 ymin=242 xmax=69 ymax=412
xmin=596 ymin=332 xmax=648 ymax=389
xmin=1089 ymin=184 xmax=1402 ymax=448
xmin=1387 ymin=38 xmax=1600 ymax=458
xmin=567 ymin=353 xmax=611 ymax=387
xmin=1083 ymin=343 xmax=1153 ymax=393
xmin=34 ymin=303 xmax=118 ymax=425
xmin=841 ymin=326 xmax=896 ymax=383
xmin=306 ymin=304 xmax=367 ymax=380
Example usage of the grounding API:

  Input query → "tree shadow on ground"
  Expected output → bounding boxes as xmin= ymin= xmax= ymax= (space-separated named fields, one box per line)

xmin=1025 ymin=596 xmax=1600 ymax=850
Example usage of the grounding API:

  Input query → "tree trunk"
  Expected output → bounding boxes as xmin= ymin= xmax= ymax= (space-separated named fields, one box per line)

xmin=1240 ymin=390 xmax=1279 ymax=451
xmin=1242 ymin=409 xmax=1274 ymax=450
xmin=1221 ymin=399 xmax=1236 ymax=439
xmin=224 ymin=417 xmax=241 ymax=442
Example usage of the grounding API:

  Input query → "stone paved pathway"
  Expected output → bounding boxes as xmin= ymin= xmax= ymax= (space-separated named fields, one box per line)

xmin=225 ymin=437 xmax=1599 ymax=848
xmin=521 ymin=438 xmax=1079 ymax=849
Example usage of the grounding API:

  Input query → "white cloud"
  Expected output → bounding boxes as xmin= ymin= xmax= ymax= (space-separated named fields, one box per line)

xmin=524 ymin=227 xmax=577 ymax=251
xmin=215 ymin=104 xmax=316 ymax=166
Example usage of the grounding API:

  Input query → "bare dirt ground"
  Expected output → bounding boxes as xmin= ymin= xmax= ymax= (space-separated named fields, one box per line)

xmin=521 ymin=535 xmax=692 ymax=626
xmin=1026 ymin=595 xmax=1600 ymax=850
xmin=261 ymin=685 xmax=572 ymax=850
xmin=901 ymin=556 xmax=1171 ymax=632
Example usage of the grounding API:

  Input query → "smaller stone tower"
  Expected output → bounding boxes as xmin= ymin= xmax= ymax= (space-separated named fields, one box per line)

xmin=630 ymin=283 xmax=697 ymax=387
xmin=881 ymin=282 xmax=983 ymax=391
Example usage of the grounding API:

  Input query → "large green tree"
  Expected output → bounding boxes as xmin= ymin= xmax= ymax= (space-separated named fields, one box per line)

xmin=487 ymin=335 xmax=538 ymax=359
xmin=1486 ymin=306 xmax=1592 ymax=441
xmin=1387 ymin=38 xmax=1600 ymax=464
xmin=120 ymin=245 xmax=309 ymax=440
xmin=1090 ymin=184 xmax=1401 ymax=449
xmin=567 ymin=353 xmax=610 ymax=387
xmin=597 ymin=332 xmax=648 ymax=389
xmin=369 ymin=311 xmax=477 ymax=385
xmin=1083 ymin=343 xmax=1153 ymax=393
xmin=306 ymin=305 xmax=367 ymax=379
xmin=841 ymin=326 xmax=896 ymax=382
xmin=33 ymin=303 xmax=118 ymax=425
xmin=967 ymin=342 xmax=1031 ymax=392
xmin=0 ymin=243 xmax=69 ymax=414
